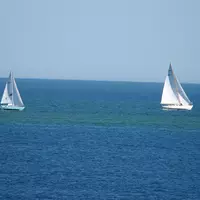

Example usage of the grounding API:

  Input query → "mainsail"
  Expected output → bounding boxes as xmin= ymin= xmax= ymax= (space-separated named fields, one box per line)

xmin=161 ymin=64 xmax=192 ymax=106
xmin=1 ymin=73 xmax=13 ymax=105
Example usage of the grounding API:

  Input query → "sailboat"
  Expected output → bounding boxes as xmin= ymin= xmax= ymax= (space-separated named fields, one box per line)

xmin=1 ymin=72 xmax=25 ymax=111
xmin=161 ymin=63 xmax=193 ymax=110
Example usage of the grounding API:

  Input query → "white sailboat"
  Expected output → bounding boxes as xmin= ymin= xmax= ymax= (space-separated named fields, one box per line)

xmin=161 ymin=63 xmax=193 ymax=110
xmin=1 ymin=72 xmax=25 ymax=111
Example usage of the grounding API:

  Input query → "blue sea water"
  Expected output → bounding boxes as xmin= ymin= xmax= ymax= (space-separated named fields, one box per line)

xmin=0 ymin=79 xmax=200 ymax=199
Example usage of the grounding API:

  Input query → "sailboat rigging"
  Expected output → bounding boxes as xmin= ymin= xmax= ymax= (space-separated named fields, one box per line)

xmin=1 ymin=72 xmax=25 ymax=111
xmin=161 ymin=63 xmax=193 ymax=110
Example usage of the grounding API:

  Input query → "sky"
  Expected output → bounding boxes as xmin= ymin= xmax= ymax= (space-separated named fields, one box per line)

xmin=0 ymin=0 xmax=200 ymax=83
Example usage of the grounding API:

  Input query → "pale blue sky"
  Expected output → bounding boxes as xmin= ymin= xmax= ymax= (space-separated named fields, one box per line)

xmin=0 ymin=0 xmax=199 ymax=83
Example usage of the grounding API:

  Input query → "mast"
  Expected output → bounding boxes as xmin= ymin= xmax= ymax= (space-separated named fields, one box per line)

xmin=11 ymin=72 xmax=14 ymax=105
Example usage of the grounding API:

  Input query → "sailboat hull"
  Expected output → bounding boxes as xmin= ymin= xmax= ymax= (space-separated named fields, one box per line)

xmin=1 ymin=105 xmax=25 ymax=111
xmin=162 ymin=104 xmax=193 ymax=111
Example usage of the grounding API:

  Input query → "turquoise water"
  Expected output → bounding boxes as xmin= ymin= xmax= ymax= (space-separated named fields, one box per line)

xmin=0 ymin=79 xmax=200 ymax=199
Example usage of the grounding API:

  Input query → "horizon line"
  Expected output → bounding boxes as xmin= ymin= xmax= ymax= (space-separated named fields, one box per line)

xmin=0 ymin=76 xmax=199 ymax=85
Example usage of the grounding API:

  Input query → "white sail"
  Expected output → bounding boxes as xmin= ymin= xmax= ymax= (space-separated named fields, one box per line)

xmin=1 ymin=83 xmax=12 ymax=105
xmin=175 ymin=77 xmax=192 ymax=105
xmin=161 ymin=75 xmax=179 ymax=104
xmin=1 ymin=73 xmax=13 ymax=105
xmin=12 ymin=77 xmax=24 ymax=107
xmin=161 ymin=63 xmax=193 ymax=109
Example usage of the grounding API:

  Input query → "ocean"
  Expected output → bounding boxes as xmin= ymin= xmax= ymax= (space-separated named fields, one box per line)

xmin=0 ymin=78 xmax=200 ymax=199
